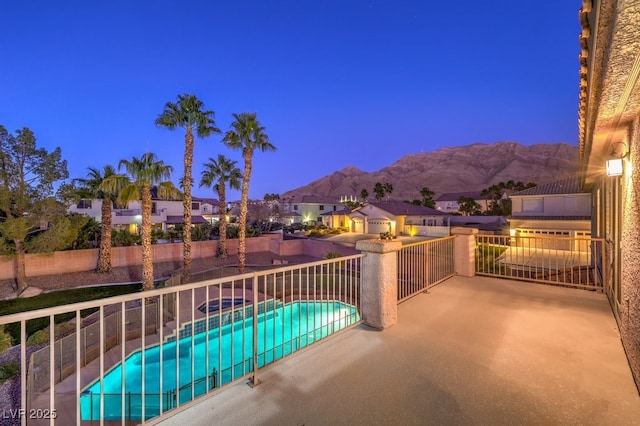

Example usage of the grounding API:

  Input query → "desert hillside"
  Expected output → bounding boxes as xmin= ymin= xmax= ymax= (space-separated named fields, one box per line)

xmin=282 ymin=142 xmax=578 ymax=200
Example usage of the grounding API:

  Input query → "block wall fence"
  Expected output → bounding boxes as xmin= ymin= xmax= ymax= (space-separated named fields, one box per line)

xmin=0 ymin=234 xmax=359 ymax=280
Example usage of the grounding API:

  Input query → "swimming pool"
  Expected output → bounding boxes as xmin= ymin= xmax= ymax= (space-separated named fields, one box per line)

xmin=197 ymin=297 xmax=250 ymax=314
xmin=80 ymin=300 xmax=359 ymax=421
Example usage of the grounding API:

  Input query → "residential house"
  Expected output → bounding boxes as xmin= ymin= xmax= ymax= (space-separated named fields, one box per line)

xmin=69 ymin=197 xmax=215 ymax=233
xmin=579 ymin=0 xmax=640 ymax=385
xmin=435 ymin=191 xmax=489 ymax=214
xmin=321 ymin=207 xmax=352 ymax=229
xmin=509 ymin=177 xmax=592 ymax=243
xmin=282 ymin=196 xmax=344 ymax=225
xmin=227 ymin=198 xmax=282 ymax=226
xmin=349 ymin=200 xmax=450 ymax=237
xmin=198 ymin=198 xmax=221 ymax=224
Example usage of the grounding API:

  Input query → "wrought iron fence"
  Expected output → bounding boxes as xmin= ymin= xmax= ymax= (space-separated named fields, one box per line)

xmin=0 ymin=254 xmax=363 ymax=425
xmin=475 ymin=234 xmax=605 ymax=291
xmin=397 ymin=236 xmax=455 ymax=302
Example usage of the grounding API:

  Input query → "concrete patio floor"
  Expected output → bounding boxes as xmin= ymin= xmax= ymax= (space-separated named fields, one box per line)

xmin=157 ymin=275 xmax=640 ymax=425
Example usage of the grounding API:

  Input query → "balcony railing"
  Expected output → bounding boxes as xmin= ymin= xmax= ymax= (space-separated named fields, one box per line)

xmin=397 ymin=236 xmax=455 ymax=302
xmin=115 ymin=209 xmax=161 ymax=217
xmin=475 ymin=234 xmax=605 ymax=291
xmin=0 ymin=255 xmax=363 ymax=425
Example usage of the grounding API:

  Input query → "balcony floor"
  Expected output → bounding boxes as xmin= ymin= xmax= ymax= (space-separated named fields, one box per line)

xmin=158 ymin=275 xmax=640 ymax=425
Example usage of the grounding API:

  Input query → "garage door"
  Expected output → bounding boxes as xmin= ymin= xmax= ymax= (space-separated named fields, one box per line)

xmin=368 ymin=220 xmax=390 ymax=234
xmin=352 ymin=218 xmax=364 ymax=233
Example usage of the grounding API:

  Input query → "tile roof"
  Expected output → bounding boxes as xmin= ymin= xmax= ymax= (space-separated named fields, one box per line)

xmin=286 ymin=195 xmax=342 ymax=204
xmin=511 ymin=177 xmax=587 ymax=196
xmin=510 ymin=215 xmax=591 ymax=221
xmin=166 ymin=215 xmax=209 ymax=224
xmin=369 ymin=200 xmax=448 ymax=216
xmin=321 ymin=208 xmax=351 ymax=216
xmin=194 ymin=197 xmax=219 ymax=205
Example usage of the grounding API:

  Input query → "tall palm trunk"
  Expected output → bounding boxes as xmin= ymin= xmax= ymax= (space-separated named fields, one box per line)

xmin=217 ymin=183 xmax=228 ymax=258
xmin=182 ymin=128 xmax=194 ymax=283
xmin=97 ymin=198 xmax=112 ymax=272
xmin=141 ymin=185 xmax=154 ymax=291
xmin=14 ymin=240 xmax=27 ymax=294
xmin=238 ymin=150 xmax=253 ymax=273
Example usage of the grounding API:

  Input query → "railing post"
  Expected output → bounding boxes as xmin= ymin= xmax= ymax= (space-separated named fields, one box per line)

xmin=249 ymin=273 xmax=260 ymax=388
xmin=355 ymin=239 xmax=402 ymax=329
xmin=451 ymin=227 xmax=478 ymax=277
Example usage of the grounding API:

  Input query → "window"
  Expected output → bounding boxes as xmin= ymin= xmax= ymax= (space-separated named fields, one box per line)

xmin=151 ymin=202 xmax=157 ymax=214
xmin=333 ymin=205 xmax=337 ymax=211
xmin=293 ymin=205 xmax=298 ymax=211
xmin=192 ymin=202 xmax=200 ymax=210
xmin=77 ymin=199 xmax=92 ymax=209
xmin=319 ymin=205 xmax=325 ymax=210
xmin=522 ymin=198 xmax=543 ymax=212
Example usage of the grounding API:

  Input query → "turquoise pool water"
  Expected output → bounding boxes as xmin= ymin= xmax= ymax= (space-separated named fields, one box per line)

xmin=80 ymin=300 xmax=359 ymax=421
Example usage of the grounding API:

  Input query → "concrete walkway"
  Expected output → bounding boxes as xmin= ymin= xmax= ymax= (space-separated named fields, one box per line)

xmin=157 ymin=276 xmax=640 ymax=426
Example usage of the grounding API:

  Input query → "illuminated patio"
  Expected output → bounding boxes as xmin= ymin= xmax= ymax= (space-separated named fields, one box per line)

xmin=159 ymin=275 xmax=640 ymax=425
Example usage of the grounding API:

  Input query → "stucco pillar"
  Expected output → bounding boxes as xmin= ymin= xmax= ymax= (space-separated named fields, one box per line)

xmin=355 ymin=239 xmax=402 ymax=329
xmin=451 ymin=227 xmax=478 ymax=277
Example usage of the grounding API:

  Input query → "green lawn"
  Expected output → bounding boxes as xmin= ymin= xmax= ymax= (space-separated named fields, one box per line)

xmin=0 ymin=284 xmax=142 ymax=343
xmin=475 ymin=243 xmax=509 ymax=274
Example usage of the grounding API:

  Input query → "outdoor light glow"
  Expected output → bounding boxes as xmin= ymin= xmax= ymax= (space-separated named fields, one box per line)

xmin=606 ymin=158 xmax=623 ymax=176
xmin=509 ymin=229 xmax=516 ymax=237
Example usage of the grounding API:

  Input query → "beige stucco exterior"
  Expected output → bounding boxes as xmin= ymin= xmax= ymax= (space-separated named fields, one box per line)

xmin=69 ymin=198 xmax=218 ymax=231
xmin=579 ymin=0 xmax=640 ymax=387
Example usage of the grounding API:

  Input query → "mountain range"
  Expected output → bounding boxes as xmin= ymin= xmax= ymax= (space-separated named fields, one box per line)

xmin=282 ymin=142 xmax=579 ymax=201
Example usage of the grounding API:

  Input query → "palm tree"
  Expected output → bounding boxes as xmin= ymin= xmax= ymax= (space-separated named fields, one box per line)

xmin=101 ymin=153 xmax=179 ymax=291
xmin=382 ymin=182 xmax=393 ymax=200
xmin=360 ymin=188 xmax=369 ymax=203
xmin=222 ymin=112 xmax=276 ymax=273
xmin=373 ymin=182 xmax=385 ymax=201
xmin=155 ymin=94 xmax=220 ymax=282
xmin=420 ymin=186 xmax=435 ymax=208
xmin=200 ymin=154 xmax=241 ymax=258
xmin=74 ymin=165 xmax=118 ymax=272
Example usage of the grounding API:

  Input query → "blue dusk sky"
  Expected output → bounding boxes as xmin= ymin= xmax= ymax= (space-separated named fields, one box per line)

xmin=1 ymin=1 xmax=581 ymax=200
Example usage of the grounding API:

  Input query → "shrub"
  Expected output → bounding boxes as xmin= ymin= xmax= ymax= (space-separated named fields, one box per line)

xmin=0 ymin=360 xmax=19 ymax=385
xmin=111 ymin=229 xmax=141 ymax=247
xmin=0 ymin=284 xmax=142 ymax=343
xmin=323 ymin=252 xmax=342 ymax=259
xmin=151 ymin=228 xmax=168 ymax=243
xmin=379 ymin=231 xmax=396 ymax=240
xmin=26 ymin=322 xmax=77 ymax=347
xmin=0 ymin=325 xmax=13 ymax=354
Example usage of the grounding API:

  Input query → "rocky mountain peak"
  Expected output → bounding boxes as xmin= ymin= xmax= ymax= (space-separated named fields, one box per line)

xmin=282 ymin=142 xmax=579 ymax=201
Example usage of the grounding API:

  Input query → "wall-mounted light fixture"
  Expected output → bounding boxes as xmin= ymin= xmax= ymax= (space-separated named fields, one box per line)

xmin=606 ymin=141 xmax=628 ymax=177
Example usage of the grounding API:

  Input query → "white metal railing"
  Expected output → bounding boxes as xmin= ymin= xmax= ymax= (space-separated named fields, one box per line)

xmin=115 ymin=209 xmax=161 ymax=216
xmin=397 ymin=236 xmax=455 ymax=302
xmin=0 ymin=255 xmax=363 ymax=425
xmin=475 ymin=234 xmax=605 ymax=291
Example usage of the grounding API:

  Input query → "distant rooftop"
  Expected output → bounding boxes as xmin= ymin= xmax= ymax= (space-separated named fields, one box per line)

xmin=435 ymin=191 xmax=485 ymax=202
xmin=285 ymin=195 xmax=343 ymax=204
xmin=511 ymin=177 xmax=587 ymax=196
xmin=369 ymin=200 xmax=447 ymax=216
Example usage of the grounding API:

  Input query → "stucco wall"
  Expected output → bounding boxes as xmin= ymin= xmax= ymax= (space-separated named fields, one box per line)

xmin=511 ymin=194 xmax=591 ymax=216
xmin=268 ymin=238 xmax=357 ymax=258
xmin=621 ymin=115 xmax=640 ymax=385
xmin=0 ymin=235 xmax=279 ymax=280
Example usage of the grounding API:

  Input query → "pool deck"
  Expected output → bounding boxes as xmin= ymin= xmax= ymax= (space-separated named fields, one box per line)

xmin=157 ymin=275 xmax=640 ymax=425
